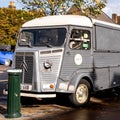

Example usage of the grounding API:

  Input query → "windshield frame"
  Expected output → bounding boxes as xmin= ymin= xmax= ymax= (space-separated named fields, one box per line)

xmin=18 ymin=26 xmax=67 ymax=48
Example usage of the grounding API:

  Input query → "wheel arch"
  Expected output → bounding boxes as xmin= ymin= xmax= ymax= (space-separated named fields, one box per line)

xmin=81 ymin=76 xmax=94 ymax=92
xmin=68 ymin=73 xmax=94 ymax=93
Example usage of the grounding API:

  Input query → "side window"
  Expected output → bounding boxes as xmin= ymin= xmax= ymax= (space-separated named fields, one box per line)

xmin=69 ymin=29 xmax=91 ymax=50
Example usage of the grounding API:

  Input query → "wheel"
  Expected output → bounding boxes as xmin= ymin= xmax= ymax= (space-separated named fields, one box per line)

xmin=69 ymin=79 xmax=91 ymax=107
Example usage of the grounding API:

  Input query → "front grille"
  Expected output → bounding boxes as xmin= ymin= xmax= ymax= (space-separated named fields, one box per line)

xmin=15 ymin=52 xmax=33 ymax=84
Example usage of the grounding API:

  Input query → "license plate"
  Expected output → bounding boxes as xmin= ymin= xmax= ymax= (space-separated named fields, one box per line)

xmin=21 ymin=84 xmax=32 ymax=91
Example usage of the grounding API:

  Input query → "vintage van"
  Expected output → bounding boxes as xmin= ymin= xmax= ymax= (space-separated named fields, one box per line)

xmin=12 ymin=15 xmax=120 ymax=107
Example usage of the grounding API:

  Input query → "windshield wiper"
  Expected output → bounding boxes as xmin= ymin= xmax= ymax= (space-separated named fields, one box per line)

xmin=42 ymin=41 xmax=53 ymax=48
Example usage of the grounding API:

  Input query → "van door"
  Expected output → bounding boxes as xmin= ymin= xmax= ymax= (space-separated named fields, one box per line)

xmin=60 ymin=27 xmax=93 ymax=84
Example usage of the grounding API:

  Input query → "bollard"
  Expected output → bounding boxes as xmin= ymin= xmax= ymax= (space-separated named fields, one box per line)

xmin=6 ymin=69 xmax=22 ymax=118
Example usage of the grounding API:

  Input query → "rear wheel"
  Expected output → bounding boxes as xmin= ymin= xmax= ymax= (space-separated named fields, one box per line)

xmin=69 ymin=79 xmax=91 ymax=107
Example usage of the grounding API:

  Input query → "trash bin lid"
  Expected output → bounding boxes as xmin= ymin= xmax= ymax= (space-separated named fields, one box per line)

xmin=7 ymin=69 xmax=22 ymax=73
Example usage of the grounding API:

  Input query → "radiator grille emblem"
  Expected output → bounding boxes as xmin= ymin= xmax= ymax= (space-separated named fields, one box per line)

xmin=20 ymin=60 xmax=28 ymax=72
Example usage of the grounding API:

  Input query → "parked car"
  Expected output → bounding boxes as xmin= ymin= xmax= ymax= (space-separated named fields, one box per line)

xmin=0 ymin=51 xmax=14 ymax=66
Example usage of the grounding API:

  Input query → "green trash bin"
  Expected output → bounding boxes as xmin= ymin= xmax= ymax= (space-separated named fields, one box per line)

xmin=6 ymin=69 xmax=22 ymax=118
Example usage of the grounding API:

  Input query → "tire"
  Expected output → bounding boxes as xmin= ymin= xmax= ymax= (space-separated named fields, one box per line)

xmin=69 ymin=79 xmax=91 ymax=107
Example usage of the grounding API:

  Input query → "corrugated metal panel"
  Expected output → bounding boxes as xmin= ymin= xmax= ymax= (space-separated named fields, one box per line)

xmin=39 ymin=49 xmax=63 ymax=92
xmin=60 ymin=51 xmax=93 ymax=80
xmin=39 ymin=55 xmax=62 ymax=91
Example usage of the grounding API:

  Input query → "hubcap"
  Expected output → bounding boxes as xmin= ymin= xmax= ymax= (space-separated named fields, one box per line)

xmin=76 ymin=84 xmax=88 ymax=104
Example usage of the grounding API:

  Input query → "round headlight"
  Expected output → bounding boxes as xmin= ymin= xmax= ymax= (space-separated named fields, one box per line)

xmin=43 ymin=61 xmax=52 ymax=69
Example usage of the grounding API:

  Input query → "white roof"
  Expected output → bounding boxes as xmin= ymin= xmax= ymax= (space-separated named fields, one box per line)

xmin=22 ymin=15 xmax=120 ymax=29
xmin=92 ymin=19 xmax=120 ymax=29
xmin=22 ymin=15 xmax=93 ymax=27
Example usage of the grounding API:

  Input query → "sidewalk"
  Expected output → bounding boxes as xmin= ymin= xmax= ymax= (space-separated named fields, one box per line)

xmin=0 ymin=100 xmax=72 ymax=120
xmin=0 ymin=65 xmax=73 ymax=120
xmin=0 ymin=92 xmax=73 ymax=120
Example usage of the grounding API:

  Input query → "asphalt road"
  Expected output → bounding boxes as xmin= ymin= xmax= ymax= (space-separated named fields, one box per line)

xmin=49 ymin=91 xmax=120 ymax=120
xmin=1 ymin=65 xmax=120 ymax=120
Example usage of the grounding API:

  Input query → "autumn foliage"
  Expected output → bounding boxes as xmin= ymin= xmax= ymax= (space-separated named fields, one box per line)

xmin=0 ymin=8 xmax=43 ymax=46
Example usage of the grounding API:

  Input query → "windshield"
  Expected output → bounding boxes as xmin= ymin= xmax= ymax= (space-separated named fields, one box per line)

xmin=19 ymin=28 xmax=66 ymax=47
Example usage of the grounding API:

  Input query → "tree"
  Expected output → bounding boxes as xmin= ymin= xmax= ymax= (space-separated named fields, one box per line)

xmin=0 ymin=8 xmax=43 ymax=46
xmin=74 ymin=0 xmax=107 ymax=16
xmin=19 ymin=0 xmax=107 ymax=16
xmin=19 ymin=0 xmax=72 ymax=15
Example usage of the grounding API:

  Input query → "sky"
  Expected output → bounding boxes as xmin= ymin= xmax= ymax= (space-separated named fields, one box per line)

xmin=0 ymin=0 xmax=22 ymax=9
xmin=103 ymin=0 xmax=120 ymax=17
xmin=0 ymin=0 xmax=120 ymax=18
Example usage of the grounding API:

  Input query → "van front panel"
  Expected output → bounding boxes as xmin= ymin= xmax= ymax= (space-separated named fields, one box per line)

xmin=39 ymin=49 xmax=63 ymax=92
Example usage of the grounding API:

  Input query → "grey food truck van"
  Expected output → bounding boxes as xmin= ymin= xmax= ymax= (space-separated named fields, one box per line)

xmin=11 ymin=15 xmax=120 ymax=107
